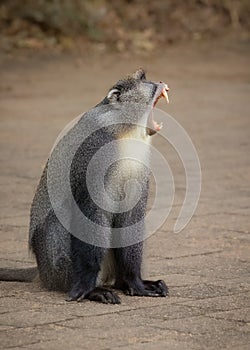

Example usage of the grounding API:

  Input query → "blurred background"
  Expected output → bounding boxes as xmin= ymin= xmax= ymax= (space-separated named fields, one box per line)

xmin=0 ymin=0 xmax=249 ymax=52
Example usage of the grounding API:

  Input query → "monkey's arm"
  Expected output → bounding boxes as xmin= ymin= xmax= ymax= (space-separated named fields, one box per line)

xmin=113 ymin=243 xmax=168 ymax=297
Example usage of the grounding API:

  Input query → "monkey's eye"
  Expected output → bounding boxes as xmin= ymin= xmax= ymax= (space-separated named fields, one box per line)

xmin=107 ymin=88 xmax=121 ymax=102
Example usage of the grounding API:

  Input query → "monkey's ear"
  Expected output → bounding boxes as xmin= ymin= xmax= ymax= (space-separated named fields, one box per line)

xmin=107 ymin=88 xmax=120 ymax=102
xmin=132 ymin=68 xmax=146 ymax=80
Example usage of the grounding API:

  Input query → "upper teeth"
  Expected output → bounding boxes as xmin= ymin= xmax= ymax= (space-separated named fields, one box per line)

xmin=162 ymin=88 xmax=169 ymax=103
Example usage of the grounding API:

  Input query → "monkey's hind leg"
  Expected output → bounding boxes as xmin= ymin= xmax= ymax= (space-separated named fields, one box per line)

xmin=67 ymin=238 xmax=104 ymax=301
xmin=67 ymin=238 xmax=120 ymax=304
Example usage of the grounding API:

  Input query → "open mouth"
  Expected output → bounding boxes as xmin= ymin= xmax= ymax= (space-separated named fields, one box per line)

xmin=147 ymin=83 xmax=169 ymax=136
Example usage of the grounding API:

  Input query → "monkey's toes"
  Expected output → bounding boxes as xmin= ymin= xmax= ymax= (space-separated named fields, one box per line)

xmin=143 ymin=279 xmax=169 ymax=297
xmin=67 ymin=282 xmax=88 ymax=301
xmin=87 ymin=287 xmax=121 ymax=304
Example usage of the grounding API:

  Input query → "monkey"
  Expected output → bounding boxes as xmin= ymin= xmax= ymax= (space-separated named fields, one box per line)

xmin=0 ymin=69 xmax=169 ymax=304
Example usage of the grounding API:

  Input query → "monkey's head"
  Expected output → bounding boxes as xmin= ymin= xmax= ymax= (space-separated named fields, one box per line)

xmin=104 ymin=68 xmax=169 ymax=136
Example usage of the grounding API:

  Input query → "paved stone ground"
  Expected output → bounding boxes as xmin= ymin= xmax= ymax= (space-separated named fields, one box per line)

xmin=0 ymin=40 xmax=249 ymax=349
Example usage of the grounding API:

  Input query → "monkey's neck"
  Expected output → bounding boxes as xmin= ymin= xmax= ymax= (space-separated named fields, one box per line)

xmin=117 ymin=126 xmax=151 ymax=172
xmin=118 ymin=125 xmax=150 ymax=142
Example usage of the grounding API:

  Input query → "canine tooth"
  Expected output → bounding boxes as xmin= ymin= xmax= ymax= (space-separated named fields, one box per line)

xmin=162 ymin=89 xmax=169 ymax=103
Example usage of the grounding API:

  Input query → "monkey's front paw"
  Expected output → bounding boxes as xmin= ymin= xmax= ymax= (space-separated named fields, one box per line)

xmin=66 ymin=282 xmax=88 ymax=301
xmin=123 ymin=279 xmax=168 ymax=297
xmin=143 ymin=279 xmax=169 ymax=297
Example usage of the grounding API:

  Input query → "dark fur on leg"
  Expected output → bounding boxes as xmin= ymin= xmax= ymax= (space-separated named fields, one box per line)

xmin=113 ymin=243 xmax=168 ymax=297
xmin=67 ymin=237 xmax=106 ymax=301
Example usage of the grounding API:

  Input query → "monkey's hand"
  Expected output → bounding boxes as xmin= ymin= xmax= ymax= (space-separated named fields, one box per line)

xmin=118 ymin=279 xmax=169 ymax=297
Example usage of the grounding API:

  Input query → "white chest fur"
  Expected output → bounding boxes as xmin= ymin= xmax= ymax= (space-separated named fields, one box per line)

xmin=118 ymin=127 xmax=151 ymax=172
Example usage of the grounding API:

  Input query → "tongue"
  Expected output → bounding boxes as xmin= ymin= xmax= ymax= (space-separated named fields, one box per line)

xmin=153 ymin=120 xmax=163 ymax=131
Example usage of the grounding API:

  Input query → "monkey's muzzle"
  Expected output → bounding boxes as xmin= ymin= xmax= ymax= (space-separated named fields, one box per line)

xmin=147 ymin=83 xmax=169 ymax=135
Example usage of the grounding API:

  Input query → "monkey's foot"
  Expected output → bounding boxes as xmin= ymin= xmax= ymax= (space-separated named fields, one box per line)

xmin=141 ymin=280 xmax=169 ymax=297
xmin=67 ymin=285 xmax=120 ymax=304
xmin=118 ymin=279 xmax=168 ymax=297
xmin=66 ymin=281 xmax=89 ymax=301
xmin=86 ymin=287 xmax=121 ymax=304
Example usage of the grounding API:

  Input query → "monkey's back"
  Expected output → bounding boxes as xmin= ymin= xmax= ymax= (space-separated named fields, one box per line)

xmin=29 ymin=164 xmax=73 ymax=291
